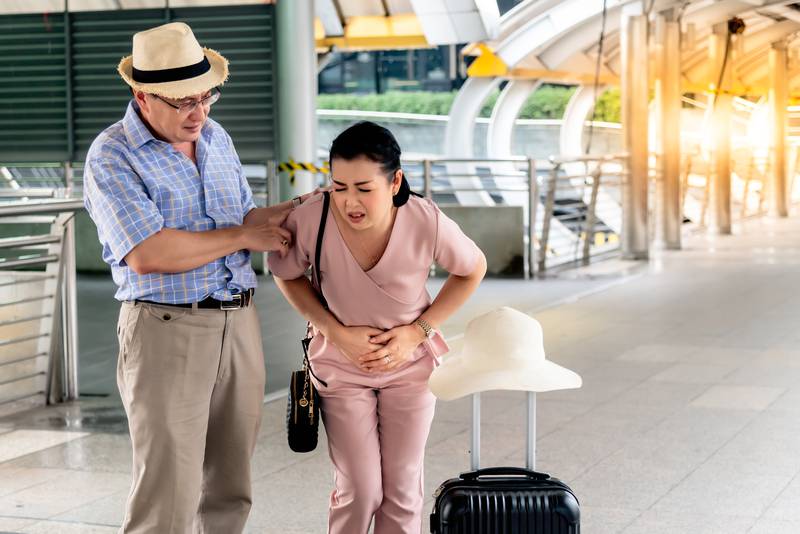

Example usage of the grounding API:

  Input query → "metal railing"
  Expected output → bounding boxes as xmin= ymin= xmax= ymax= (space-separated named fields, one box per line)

xmin=539 ymin=154 xmax=625 ymax=272
xmin=680 ymin=147 xmax=774 ymax=227
xmin=0 ymin=199 xmax=84 ymax=411
xmin=405 ymin=157 xmax=539 ymax=278
xmin=401 ymin=155 xmax=626 ymax=276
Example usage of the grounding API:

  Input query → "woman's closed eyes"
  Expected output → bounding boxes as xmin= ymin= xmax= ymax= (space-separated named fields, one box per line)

xmin=332 ymin=181 xmax=373 ymax=193
xmin=334 ymin=187 xmax=372 ymax=193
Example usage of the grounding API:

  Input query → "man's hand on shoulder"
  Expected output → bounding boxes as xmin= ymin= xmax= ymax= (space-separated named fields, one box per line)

xmin=243 ymin=204 xmax=291 ymax=228
xmin=240 ymin=223 xmax=292 ymax=257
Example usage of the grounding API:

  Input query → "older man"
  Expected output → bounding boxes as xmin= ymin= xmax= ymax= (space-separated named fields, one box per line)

xmin=84 ymin=22 xmax=309 ymax=533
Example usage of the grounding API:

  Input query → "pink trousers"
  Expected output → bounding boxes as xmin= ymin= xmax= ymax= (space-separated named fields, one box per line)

xmin=315 ymin=351 xmax=436 ymax=534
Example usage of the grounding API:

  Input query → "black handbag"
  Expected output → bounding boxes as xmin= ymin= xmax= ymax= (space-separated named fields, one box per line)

xmin=287 ymin=191 xmax=330 ymax=453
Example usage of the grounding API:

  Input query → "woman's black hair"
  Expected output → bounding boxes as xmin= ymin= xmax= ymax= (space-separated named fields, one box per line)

xmin=329 ymin=121 xmax=421 ymax=207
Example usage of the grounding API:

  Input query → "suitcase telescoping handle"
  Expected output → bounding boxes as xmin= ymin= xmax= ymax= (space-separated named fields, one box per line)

xmin=461 ymin=467 xmax=550 ymax=481
xmin=470 ymin=391 xmax=537 ymax=471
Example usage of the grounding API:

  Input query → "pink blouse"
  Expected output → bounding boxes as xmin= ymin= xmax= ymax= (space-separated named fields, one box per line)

xmin=268 ymin=194 xmax=480 ymax=364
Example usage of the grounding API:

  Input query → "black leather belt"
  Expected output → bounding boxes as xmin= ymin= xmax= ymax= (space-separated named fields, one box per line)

xmin=136 ymin=288 xmax=254 ymax=310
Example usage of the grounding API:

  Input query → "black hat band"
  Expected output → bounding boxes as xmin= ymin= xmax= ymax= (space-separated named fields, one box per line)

xmin=132 ymin=56 xmax=210 ymax=84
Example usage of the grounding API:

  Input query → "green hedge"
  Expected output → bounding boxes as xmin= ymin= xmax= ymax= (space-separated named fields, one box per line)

xmin=318 ymin=85 xmax=621 ymax=122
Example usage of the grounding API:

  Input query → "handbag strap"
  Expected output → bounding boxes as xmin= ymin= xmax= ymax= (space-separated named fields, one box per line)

xmin=311 ymin=191 xmax=330 ymax=310
xmin=302 ymin=191 xmax=330 ymax=388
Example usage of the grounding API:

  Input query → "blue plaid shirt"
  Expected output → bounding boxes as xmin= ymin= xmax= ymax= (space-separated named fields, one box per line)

xmin=83 ymin=100 xmax=257 ymax=303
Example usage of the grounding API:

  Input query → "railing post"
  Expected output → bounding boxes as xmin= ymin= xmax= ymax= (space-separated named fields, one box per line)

xmin=583 ymin=165 xmax=602 ymax=265
xmin=263 ymin=160 xmax=279 ymax=275
xmin=538 ymin=165 xmax=558 ymax=274
xmin=62 ymin=214 xmax=79 ymax=400
xmin=267 ymin=159 xmax=279 ymax=206
xmin=423 ymin=159 xmax=432 ymax=199
xmin=63 ymin=161 xmax=74 ymax=197
xmin=527 ymin=158 xmax=538 ymax=280
xmin=741 ymin=154 xmax=754 ymax=219
xmin=701 ymin=158 xmax=712 ymax=226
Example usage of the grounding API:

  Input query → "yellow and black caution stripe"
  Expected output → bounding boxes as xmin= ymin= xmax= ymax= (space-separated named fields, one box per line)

xmin=278 ymin=159 xmax=330 ymax=185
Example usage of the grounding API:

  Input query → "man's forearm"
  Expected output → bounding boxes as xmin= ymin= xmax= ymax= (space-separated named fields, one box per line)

xmin=125 ymin=227 xmax=246 ymax=275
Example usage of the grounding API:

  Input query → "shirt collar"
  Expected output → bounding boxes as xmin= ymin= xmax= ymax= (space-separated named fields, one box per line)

xmin=122 ymin=99 xmax=216 ymax=152
xmin=122 ymin=100 xmax=157 ymax=149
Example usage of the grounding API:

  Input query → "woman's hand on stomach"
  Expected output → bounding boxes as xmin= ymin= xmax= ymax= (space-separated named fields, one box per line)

xmin=359 ymin=325 xmax=426 ymax=373
xmin=328 ymin=325 xmax=386 ymax=371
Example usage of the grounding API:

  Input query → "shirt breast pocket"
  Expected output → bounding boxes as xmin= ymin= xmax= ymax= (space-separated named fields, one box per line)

xmin=204 ymin=173 xmax=244 ymax=225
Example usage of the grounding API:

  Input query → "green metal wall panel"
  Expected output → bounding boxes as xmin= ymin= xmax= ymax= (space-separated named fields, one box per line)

xmin=0 ymin=4 xmax=276 ymax=164
xmin=71 ymin=9 xmax=168 ymax=161
xmin=0 ymin=13 xmax=69 ymax=162
xmin=172 ymin=6 xmax=277 ymax=162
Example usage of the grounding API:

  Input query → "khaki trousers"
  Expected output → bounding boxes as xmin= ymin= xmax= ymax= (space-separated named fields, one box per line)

xmin=116 ymin=301 xmax=266 ymax=534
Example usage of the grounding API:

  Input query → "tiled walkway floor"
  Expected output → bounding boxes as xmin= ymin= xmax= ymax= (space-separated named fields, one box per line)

xmin=2 ymin=215 xmax=800 ymax=533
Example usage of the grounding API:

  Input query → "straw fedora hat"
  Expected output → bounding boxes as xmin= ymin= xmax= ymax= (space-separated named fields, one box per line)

xmin=118 ymin=22 xmax=228 ymax=99
xmin=428 ymin=307 xmax=582 ymax=401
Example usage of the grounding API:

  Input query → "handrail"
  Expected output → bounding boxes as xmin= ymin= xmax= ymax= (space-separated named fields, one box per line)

xmin=549 ymin=153 xmax=628 ymax=165
xmin=0 ymin=199 xmax=84 ymax=217
xmin=0 ymin=235 xmax=61 ymax=250
xmin=0 ymin=254 xmax=60 ymax=270
xmin=0 ymin=189 xmax=58 ymax=198
xmin=0 ymin=204 xmax=80 ymax=406
xmin=406 ymin=156 xmax=530 ymax=164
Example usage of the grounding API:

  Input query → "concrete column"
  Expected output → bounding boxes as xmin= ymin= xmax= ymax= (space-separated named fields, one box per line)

xmin=277 ymin=0 xmax=317 ymax=201
xmin=654 ymin=14 xmax=682 ymax=250
xmin=620 ymin=12 xmax=649 ymax=259
xmin=769 ymin=41 xmax=789 ymax=217
xmin=709 ymin=24 xmax=732 ymax=235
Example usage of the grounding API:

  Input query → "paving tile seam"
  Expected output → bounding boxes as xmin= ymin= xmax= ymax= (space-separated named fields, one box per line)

xmin=0 ymin=514 xmax=118 ymax=528
xmin=639 ymin=408 xmax=769 ymax=518
xmin=562 ymin=350 xmax=702 ymax=482
xmin=749 ymin=464 xmax=800 ymax=526
xmin=50 ymin=489 xmax=130 ymax=527
xmin=0 ymin=433 xmax=94 ymax=466
xmin=567 ymin=405 xmax=679 ymax=483
xmin=0 ymin=475 xmax=67 ymax=501
xmin=249 ymin=456 xmax=316 ymax=483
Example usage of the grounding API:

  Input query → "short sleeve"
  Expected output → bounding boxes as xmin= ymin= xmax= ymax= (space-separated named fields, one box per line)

xmin=224 ymin=130 xmax=256 ymax=216
xmin=268 ymin=207 xmax=311 ymax=280
xmin=433 ymin=205 xmax=481 ymax=276
xmin=83 ymin=157 xmax=164 ymax=265
xmin=239 ymin=170 xmax=256 ymax=216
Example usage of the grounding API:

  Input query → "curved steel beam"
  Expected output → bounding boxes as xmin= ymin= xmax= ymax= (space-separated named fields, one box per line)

xmin=537 ymin=5 xmax=624 ymax=70
xmin=487 ymin=79 xmax=542 ymax=207
xmin=488 ymin=80 xmax=542 ymax=159
xmin=559 ymin=84 xmax=622 ymax=234
xmin=559 ymin=85 xmax=600 ymax=157
xmin=443 ymin=76 xmax=502 ymax=205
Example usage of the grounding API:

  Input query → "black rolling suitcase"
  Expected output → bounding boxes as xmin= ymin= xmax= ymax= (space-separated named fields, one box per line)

xmin=430 ymin=392 xmax=580 ymax=533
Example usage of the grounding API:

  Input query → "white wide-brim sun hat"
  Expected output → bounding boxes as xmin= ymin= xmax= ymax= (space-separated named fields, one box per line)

xmin=428 ymin=307 xmax=582 ymax=401
xmin=118 ymin=22 xmax=228 ymax=99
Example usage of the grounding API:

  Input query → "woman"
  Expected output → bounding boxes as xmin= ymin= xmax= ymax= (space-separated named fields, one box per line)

xmin=269 ymin=121 xmax=486 ymax=534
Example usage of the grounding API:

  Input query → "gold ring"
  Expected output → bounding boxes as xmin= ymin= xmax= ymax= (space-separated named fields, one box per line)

xmin=281 ymin=239 xmax=288 ymax=246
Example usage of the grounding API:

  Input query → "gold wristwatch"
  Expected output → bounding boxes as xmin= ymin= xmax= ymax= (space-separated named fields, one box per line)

xmin=414 ymin=318 xmax=434 ymax=339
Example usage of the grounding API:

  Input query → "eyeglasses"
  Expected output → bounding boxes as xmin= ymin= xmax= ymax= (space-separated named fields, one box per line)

xmin=153 ymin=87 xmax=221 ymax=114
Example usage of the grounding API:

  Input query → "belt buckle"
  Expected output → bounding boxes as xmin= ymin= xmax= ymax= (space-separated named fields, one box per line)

xmin=220 ymin=293 xmax=242 ymax=310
